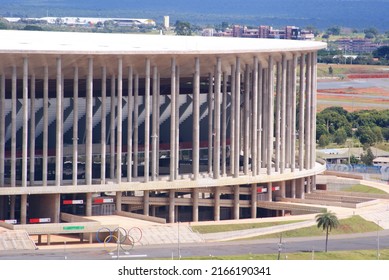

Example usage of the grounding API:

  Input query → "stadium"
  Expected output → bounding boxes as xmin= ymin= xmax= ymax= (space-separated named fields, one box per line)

xmin=0 ymin=30 xmax=326 ymax=230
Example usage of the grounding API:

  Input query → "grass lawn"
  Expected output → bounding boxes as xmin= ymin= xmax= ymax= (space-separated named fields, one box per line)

xmin=191 ymin=220 xmax=303 ymax=234
xmin=343 ymin=184 xmax=387 ymax=194
xmin=241 ymin=215 xmax=380 ymax=240
xmin=181 ymin=249 xmax=389 ymax=260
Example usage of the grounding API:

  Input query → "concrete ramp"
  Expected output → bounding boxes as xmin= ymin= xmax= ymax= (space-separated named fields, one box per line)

xmin=0 ymin=230 xmax=37 ymax=251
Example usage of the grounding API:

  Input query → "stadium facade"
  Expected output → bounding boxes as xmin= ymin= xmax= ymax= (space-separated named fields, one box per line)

xmin=0 ymin=30 xmax=326 ymax=225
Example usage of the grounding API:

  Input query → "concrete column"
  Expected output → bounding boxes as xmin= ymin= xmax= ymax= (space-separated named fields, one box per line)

xmin=286 ymin=60 xmax=293 ymax=168
xmin=144 ymin=58 xmax=151 ymax=182
xmin=280 ymin=181 xmax=286 ymax=199
xmin=275 ymin=61 xmax=281 ymax=172
xmin=133 ymin=74 xmax=139 ymax=177
xmin=110 ymin=74 xmax=116 ymax=180
xmin=29 ymin=74 xmax=36 ymax=186
xmin=233 ymin=185 xmax=240 ymax=220
xmin=214 ymin=187 xmax=220 ymax=221
xmin=251 ymin=183 xmax=257 ymax=218
xmin=169 ymin=190 xmax=175 ymax=223
xmin=257 ymin=63 xmax=263 ymax=172
xmin=0 ymin=74 xmax=4 ymax=186
xmin=22 ymin=58 xmax=28 ymax=188
xmin=152 ymin=66 xmax=158 ymax=181
xmin=43 ymin=66 xmax=48 ymax=186
xmin=101 ymin=67 xmax=107 ymax=184
xmin=244 ymin=64 xmax=250 ymax=175
xmin=73 ymin=66 xmax=79 ymax=186
xmin=20 ymin=194 xmax=27 ymax=224
xmin=156 ymin=74 xmax=161 ymax=176
xmin=86 ymin=193 xmax=92 ymax=216
xmin=234 ymin=57 xmax=241 ymax=178
xmin=175 ymin=65 xmax=180 ymax=179
xmin=300 ymin=178 xmax=305 ymax=199
xmin=280 ymin=55 xmax=287 ymax=174
xmin=305 ymin=54 xmax=312 ymax=170
xmin=193 ymin=57 xmax=200 ymax=180
xmin=11 ymin=66 xmax=16 ymax=190
xmin=221 ymin=72 xmax=228 ymax=176
xmin=170 ymin=58 xmax=176 ymax=181
xmin=267 ymin=56 xmax=275 ymax=175
xmin=298 ymin=54 xmax=305 ymax=171
xmin=291 ymin=55 xmax=298 ymax=172
xmin=261 ymin=68 xmax=267 ymax=169
xmin=127 ymin=66 xmax=133 ymax=182
xmin=306 ymin=176 xmax=311 ymax=194
xmin=291 ymin=179 xmax=296 ymax=199
xmin=55 ymin=58 xmax=62 ymax=187
xmin=116 ymin=58 xmax=123 ymax=183
xmin=213 ymin=57 xmax=221 ymax=179
xmin=207 ymin=72 xmax=213 ymax=175
xmin=143 ymin=190 xmax=150 ymax=216
xmin=251 ymin=57 xmax=258 ymax=176
xmin=311 ymin=52 xmax=318 ymax=169
xmin=116 ymin=191 xmax=123 ymax=212
xmin=54 ymin=194 xmax=61 ymax=223
xmin=230 ymin=64 xmax=236 ymax=175
xmin=86 ymin=58 xmax=93 ymax=186
xmin=192 ymin=188 xmax=199 ymax=222
xmin=267 ymin=182 xmax=272 ymax=202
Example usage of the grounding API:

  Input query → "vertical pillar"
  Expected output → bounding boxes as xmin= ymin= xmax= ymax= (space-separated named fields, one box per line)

xmin=116 ymin=58 xmax=123 ymax=183
xmin=305 ymin=54 xmax=312 ymax=170
xmin=207 ymin=72 xmax=213 ymax=175
xmin=233 ymin=185 xmax=240 ymax=220
xmin=101 ymin=67 xmax=107 ymax=184
xmin=280 ymin=54 xmax=287 ymax=174
xmin=86 ymin=58 xmax=93 ymax=186
xmin=127 ymin=66 xmax=133 ymax=182
xmin=261 ymin=68 xmax=267 ymax=169
xmin=156 ymin=74 xmax=161 ymax=176
xmin=73 ymin=66 xmax=79 ymax=186
xmin=221 ymin=71 xmax=228 ymax=176
xmin=243 ymin=64 xmax=250 ymax=175
xmin=298 ymin=54 xmax=305 ymax=171
xmin=152 ymin=66 xmax=158 ymax=181
xmin=169 ymin=190 xmax=175 ymax=223
xmin=144 ymin=58 xmax=151 ymax=182
xmin=55 ymin=58 xmax=62 ymax=187
xmin=213 ymin=57 xmax=221 ymax=179
xmin=251 ymin=57 xmax=258 ymax=176
xmin=257 ymin=63 xmax=263 ymax=172
xmin=86 ymin=193 xmax=92 ymax=216
xmin=230 ymin=64 xmax=236 ymax=175
xmin=42 ymin=66 xmax=48 ymax=186
xmin=143 ymin=190 xmax=150 ymax=216
xmin=110 ymin=74 xmax=116 ymax=180
xmin=192 ymin=188 xmax=199 ymax=222
xmin=291 ymin=179 xmax=296 ymax=199
xmin=54 ymin=194 xmax=61 ymax=223
xmin=267 ymin=56 xmax=274 ymax=175
xmin=175 ymin=65 xmax=180 ymax=179
xmin=29 ymin=74 xmax=36 ymax=186
xmin=133 ymin=74 xmax=139 ymax=177
xmin=214 ymin=187 xmax=220 ymax=221
xmin=0 ymin=74 xmax=4 ymax=186
xmin=11 ymin=66 xmax=16 ymax=190
xmin=280 ymin=181 xmax=286 ymax=199
xmin=170 ymin=58 xmax=176 ymax=181
xmin=22 ymin=58 xmax=28 ymax=188
xmin=193 ymin=57 xmax=200 ymax=180
xmin=20 ymin=194 xmax=27 ymax=224
xmin=286 ymin=60 xmax=293 ymax=168
xmin=234 ymin=57 xmax=241 ymax=178
xmin=311 ymin=52 xmax=318 ymax=169
xmin=291 ymin=54 xmax=298 ymax=172
xmin=267 ymin=182 xmax=272 ymax=202
xmin=251 ymin=183 xmax=257 ymax=218
xmin=275 ymin=61 xmax=281 ymax=172
xmin=300 ymin=178 xmax=305 ymax=199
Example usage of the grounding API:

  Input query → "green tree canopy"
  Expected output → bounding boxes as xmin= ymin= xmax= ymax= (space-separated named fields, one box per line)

xmin=175 ymin=20 xmax=192 ymax=36
xmin=360 ymin=148 xmax=375 ymax=165
xmin=373 ymin=46 xmax=389 ymax=59
xmin=334 ymin=128 xmax=347 ymax=145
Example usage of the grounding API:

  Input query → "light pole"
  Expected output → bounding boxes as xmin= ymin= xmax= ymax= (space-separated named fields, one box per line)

xmin=377 ymin=220 xmax=381 ymax=260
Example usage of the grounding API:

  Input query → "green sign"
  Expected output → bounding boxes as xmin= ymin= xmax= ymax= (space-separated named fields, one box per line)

xmin=63 ymin=226 xmax=85 ymax=231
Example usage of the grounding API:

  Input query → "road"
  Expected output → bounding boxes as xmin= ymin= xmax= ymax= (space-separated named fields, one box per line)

xmin=1 ymin=230 xmax=389 ymax=260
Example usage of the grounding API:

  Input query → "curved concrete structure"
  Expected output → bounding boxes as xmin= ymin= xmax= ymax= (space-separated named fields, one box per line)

xmin=0 ymin=30 xmax=326 ymax=224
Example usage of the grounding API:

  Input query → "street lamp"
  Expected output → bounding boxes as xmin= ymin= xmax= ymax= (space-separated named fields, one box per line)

xmin=377 ymin=220 xmax=381 ymax=260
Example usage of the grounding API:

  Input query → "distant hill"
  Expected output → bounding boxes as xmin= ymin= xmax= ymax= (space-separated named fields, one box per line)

xmin=2 ymin=0 xmax=389 ymax=31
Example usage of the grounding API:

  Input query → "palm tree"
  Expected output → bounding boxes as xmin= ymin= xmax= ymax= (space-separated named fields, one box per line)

xmin=315 ymin=210 xmax=340 ymax=252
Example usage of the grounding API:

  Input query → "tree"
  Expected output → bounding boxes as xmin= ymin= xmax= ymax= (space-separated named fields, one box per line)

xmin=319 ymin=134 xmax=330 ymax=147
xmin=357 ymin=126 xmax=376 ymax=145
xmin=175 ymin=20 xmax=192 ymax=36
xmin=326 ymin=26 xmax=341 ymax=36
xmin=373 ymin=46 xmax=389 ymax=60
xmin=316 ymin=210 xmax=340 ymax=252
xmin=360 ymin=148 xmax=375 ymax=166
xmin=334 ymin=128 xmax=347 ymax=145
